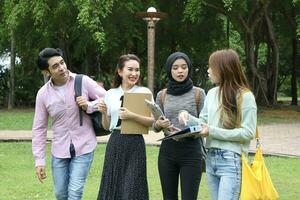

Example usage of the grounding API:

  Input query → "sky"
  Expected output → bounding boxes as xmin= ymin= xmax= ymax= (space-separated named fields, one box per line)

xmin=0 ymin=53 xmax=20 ymax=70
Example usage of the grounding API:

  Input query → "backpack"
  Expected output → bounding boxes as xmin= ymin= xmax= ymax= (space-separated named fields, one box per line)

xmin=159 ymin=87 xmax=201 ymax=116
xmin=74 ymin=74 xmax=110 ymax=137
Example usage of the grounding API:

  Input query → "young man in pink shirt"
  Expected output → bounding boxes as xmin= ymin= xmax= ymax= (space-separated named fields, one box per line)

xmin=32 ymin=48 xmax=106 ymax=200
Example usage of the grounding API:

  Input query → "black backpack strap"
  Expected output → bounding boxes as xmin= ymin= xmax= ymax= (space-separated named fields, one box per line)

xmin=74 ymin=74 xmax=83 ymax=126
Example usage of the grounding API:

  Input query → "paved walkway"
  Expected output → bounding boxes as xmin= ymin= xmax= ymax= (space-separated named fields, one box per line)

xmin=0 ymin=123 xmax=299 ymax=157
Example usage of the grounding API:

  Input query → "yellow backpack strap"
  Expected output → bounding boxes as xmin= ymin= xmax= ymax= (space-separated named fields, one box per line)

xmin=255 ymin=127 xmax=260 ymax=140
xmin=194 ymin=87 xmax=201 ymax=116
xmin=160 ymin=88 xmax=167 ymax=112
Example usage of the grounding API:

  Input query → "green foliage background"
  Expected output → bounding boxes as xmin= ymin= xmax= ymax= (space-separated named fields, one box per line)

xmin=0 ymin=0 xmax=300 ymax=107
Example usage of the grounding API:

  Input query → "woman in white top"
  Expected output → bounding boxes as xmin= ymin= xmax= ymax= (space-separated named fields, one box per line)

xmin=97 ymin=54 xmax=154 ymax=200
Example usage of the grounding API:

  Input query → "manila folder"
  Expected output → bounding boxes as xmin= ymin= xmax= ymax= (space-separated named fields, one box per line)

xmin=121 ymin=92 xmax=152 ymax=134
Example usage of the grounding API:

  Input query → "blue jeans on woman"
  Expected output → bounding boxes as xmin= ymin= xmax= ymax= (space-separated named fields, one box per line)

xmin=206 ymin=148 xmax=241 ymax=200
xmin=51 ymin=151 xmax=94 ymax=200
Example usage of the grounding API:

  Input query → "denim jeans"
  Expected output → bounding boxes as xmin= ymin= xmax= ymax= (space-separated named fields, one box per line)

xmin=51 ymin=151 xmax=94 ymax=200
xmin=206 ymin=148 xmax=241 ymax=200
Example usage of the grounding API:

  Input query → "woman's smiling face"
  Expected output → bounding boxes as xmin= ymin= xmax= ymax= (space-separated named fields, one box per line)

xmin=118 ymin=59 xmax=140 ymax=88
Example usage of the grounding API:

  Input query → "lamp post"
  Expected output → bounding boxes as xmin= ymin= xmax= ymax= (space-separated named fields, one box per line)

xmin=136 ymin=7 xmax=167 ymax=93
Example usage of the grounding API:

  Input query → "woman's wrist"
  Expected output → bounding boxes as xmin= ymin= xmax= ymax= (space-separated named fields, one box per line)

xmin=152 ymin=120 xmax=161 ymax=132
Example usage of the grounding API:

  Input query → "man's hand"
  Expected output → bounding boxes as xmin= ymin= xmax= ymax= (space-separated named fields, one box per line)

xmin=35 ymin=166 xmax=46 ymax=183
xmin=76 ymin=96 xmax=88 ymax=111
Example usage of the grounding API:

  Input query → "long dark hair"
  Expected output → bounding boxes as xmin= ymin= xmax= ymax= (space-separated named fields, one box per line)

xmin=112 ymin=54 xmax=141 ymax=88
xmin=209 ymin=49 xmax=250 ymax=128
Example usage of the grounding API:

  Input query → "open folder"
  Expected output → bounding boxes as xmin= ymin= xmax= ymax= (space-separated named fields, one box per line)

xmin=157 ymin=125 xmax=202 ymax=141
xmin=144 ymin=99 xmax=170 ymax=136
xmin=121 ymin=92 xmax=152 ymax=134
xmin=144 ymin=99 xmax=164 ymax=119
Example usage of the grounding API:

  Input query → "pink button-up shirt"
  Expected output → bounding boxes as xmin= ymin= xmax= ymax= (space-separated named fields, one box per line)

xmin=32 ymin=72 xmax=106 ymax=166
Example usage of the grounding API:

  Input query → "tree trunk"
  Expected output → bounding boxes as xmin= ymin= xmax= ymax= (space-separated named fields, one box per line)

xmin=226 ymin=17 xmax=230 ymax=48
xmin=279 ymin=2 xmax=298 ymax=105
xmin=244 ymin=31 xmax=256 ymax=89
xmin=264 ymin=11 xmax=279 ymax=105
xmin=237 ymin=1 xmax=270 ymax=105
xmin=291 ymin=38 xmax=298 ymax=105
xmin=244 ymin=31 xmax=269 ymax=105
xmin=8 ymin=30 xmax=16 ymax=110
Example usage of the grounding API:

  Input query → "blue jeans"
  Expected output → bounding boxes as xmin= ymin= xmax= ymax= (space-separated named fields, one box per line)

xmin=51 ymin=151 xmax=94 ymax=200
xmin=206 ymin=148 xmax=241 ymax=200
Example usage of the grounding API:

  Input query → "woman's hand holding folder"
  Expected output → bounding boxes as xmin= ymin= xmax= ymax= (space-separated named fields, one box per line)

xmin=178 ymin=110 xmax=209 ymax=137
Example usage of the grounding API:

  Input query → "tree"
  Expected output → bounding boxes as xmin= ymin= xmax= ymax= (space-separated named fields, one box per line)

xmin=0 ymin=1 xmax=116 ymax=108
xmin=277 ymin=0 xmax=300 ymax=105
xmin=184 ymin=0 xmax=286 ymax=105
xmin=8 ymin=29 xmax=15 ymax=109
xmin=0 ymin=0 xmax=298 ymax=107
xmin=2 ymin=0 xmax=32 ymax=109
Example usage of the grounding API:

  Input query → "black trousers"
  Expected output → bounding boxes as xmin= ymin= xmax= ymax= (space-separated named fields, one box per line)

xmin=158 ymin=139 xmax=204 ymax=200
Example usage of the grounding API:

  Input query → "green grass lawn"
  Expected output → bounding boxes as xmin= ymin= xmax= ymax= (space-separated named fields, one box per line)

xmin=0 ymin=107 xmax=300 ymax=199
xmin=0 ymin=109 xmax=53 ymax=130
xmin=257 ymin=106 xmax=300 ymax=125
xmin=1 ymin=106 xmax=300 ymax=130
xmin=0 ymin=109 xmax=35 ymax=130
xmin=0 ymin=142 xmax=299 ymax=200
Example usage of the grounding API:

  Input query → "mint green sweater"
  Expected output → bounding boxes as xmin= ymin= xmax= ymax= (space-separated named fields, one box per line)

xmin=188 ymin=86 xmax=257 ymax=155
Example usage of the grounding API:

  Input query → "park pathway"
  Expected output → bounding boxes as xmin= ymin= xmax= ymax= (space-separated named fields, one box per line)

xmin=0 ymin=122 xmax=299 ymax=157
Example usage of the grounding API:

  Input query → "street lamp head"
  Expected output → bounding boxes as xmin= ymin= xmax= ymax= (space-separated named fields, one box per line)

xmin=147 ymin=7 xmax=157 ymax=13
xmin=136 ymin=7 xmax=167 ymax=21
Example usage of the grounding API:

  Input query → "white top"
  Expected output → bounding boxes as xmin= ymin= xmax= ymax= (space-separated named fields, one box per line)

xmin=53 ymin=84 xmax=66 ymax=100
xmin=188 ymin=86 xmax=257 ymax=155
xmin=104 ymin=85 xmax=153 ymax=131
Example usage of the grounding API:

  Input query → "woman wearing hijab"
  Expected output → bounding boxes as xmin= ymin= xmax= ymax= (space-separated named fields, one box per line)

xmin=153 ymin=52 xmax=206 ymax=200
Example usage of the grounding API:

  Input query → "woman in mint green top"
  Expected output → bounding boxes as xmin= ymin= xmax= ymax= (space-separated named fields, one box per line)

xmin=179 ymin=49 xmax=257 ymax=200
